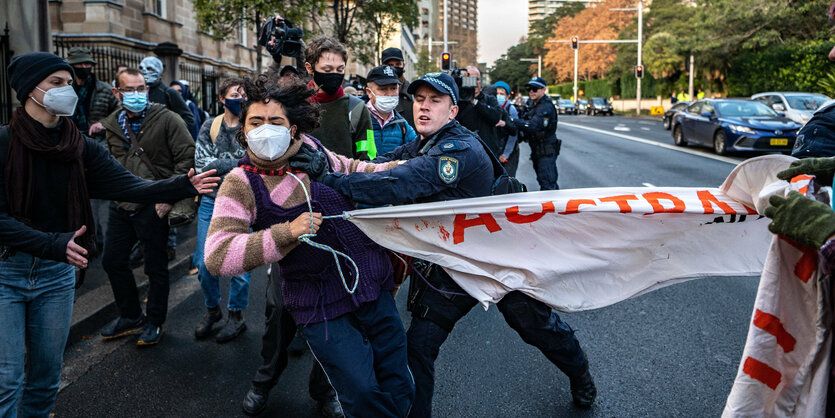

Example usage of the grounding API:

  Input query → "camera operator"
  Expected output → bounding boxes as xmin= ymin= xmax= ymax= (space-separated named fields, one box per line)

xmin=454 ymin=66 xmax=504 ymax=157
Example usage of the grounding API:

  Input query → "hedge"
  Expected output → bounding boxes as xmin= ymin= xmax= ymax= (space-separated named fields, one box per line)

xmin=727 ymin=41 xmax=834 ymax=97
xmin=549 ymin=74 xmax=659 ymax=99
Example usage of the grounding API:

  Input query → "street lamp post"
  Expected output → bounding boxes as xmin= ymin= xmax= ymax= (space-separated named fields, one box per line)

xmin=520 ymin=56 xmax=542 ymax=78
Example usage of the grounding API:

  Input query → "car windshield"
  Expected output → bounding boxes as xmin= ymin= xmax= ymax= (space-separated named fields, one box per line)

xmin=559 ymin=100 xmax=573 ymax=105
xmin=785 ymin=94 xmax=830 ymax=111
xmin=715 ymin=101 xmax=777 ymax=117
xmin=591 ymin=98 xmax=606 ymax=105
xmin=579 ymin=100 xmax=588 ymax=104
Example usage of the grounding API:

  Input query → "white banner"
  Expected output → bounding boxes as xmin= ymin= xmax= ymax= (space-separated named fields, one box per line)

xmin=346 ymin=155 xmax=795 ymax=312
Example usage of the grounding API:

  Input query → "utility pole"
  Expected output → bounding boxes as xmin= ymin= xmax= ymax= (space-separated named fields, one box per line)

xmin=636 ymin=1 xmax=643 ymax=115
xmin=688 ymin=54 xmax=695 ymax=101
xmin=573 ymin=48 xmax=579 ymax=102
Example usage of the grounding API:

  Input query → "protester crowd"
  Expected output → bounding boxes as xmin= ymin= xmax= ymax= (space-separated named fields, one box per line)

xmin=4 ymin=8 xmax=835 ymax=417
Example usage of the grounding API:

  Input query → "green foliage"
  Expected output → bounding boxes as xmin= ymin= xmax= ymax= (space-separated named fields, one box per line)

xmin=727 ymin=41 xmax=835 ymax=96
xmin=527 ymin=2 xmax=586 ymax=50
xmin=193 ymin=0 xmax=319 ymax=40
xmin=356 ymin=0 xmax=419 ymax=64
xmin=415 ymin=47 xmax=439 ymax=76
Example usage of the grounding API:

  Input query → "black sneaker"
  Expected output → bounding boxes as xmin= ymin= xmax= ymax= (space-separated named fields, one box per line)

xmin=195 ymin=306 xmax=223 ymax=339
xmin=136 ymin=323 xmax=163 ymax=346
xmin=216 ymin=310 xmax=246 ymax=343
xmin=242 ymin=385 xmax=269 ymax=416
xmin=570 ymin=369 xmax=597 ymax=408
xmin=318 ymin=394 xmax=344 ymax=418
xmin=101 ymin=315 xmax=146 ymax=340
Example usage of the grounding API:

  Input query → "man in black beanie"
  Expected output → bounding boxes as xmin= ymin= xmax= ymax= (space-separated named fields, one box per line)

xmin=0 ymin=52 xmax=219 ymax=417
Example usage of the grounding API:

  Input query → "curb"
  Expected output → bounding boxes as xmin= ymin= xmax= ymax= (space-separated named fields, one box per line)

xmin=67 ymin=236 xmax=198 ymax=347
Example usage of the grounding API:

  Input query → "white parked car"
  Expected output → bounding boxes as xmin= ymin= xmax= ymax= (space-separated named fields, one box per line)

xmin=751 ymin=92 xmax=831 ymax=125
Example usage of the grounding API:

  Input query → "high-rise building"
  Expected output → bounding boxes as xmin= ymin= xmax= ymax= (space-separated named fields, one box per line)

xmin=434 ymin=0 xmax=478 ymax=67
xmin=528 ymin=0 xmax=595 ymax=29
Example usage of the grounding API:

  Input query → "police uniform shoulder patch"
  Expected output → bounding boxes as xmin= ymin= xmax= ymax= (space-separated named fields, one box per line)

xmin=438 ymin=156 xmax=459 ymax=184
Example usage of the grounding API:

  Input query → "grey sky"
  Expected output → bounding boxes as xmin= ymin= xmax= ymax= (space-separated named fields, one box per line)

xmin=478 ymin=0 xmax=529 ymax=65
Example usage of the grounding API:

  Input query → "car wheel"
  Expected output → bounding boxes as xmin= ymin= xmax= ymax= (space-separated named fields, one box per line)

xmin=663 ymin=117 xmax=671 ymax=130
xmin=673 ymin=125 xmax=687 ymax=146
xmin=713 ymin=130 xmax=728 ymax=155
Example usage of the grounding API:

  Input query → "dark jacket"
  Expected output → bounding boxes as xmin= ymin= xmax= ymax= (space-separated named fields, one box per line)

xmin=101 ymin=103 xmax=195 ymax=211
xmin=310 ymin=94 xmax=374 ymax=160
xmin=0 ymin=123 xmax=196 ymax=263
xmin=513 ymin=95 xmax=558 ymax=146
xmin=456 ymin=91 xmax=504 ymax=157
xmin=323 ymin=120 xmax=494 ymax=205
xmin=72 ymin=75 xmax=120 ymax=138
xmin=397 ymin=79 xmax=415 ymax=129
xmin=147 ymin=80 xmax=196 ymax=130
xmin=792 ymin=101 xmax=835 ymax=158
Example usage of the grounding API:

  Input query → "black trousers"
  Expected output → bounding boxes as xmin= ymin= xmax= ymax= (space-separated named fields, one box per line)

xmin=102 ymin=203 xmax=170 ymax=326
xmin=406 ymin=268 xmax=589 ymax=418
xmin=251 ymin=264 xmax=334 ymax=402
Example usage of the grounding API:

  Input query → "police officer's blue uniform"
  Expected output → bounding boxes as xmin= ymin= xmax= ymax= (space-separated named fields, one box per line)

xmin=513 ymin=77 xmax=560 ymax=190
xmin=319 ymin=73 xmax=596 ymax=417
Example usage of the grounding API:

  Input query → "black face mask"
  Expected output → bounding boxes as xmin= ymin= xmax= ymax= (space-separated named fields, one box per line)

xmin=313 ymin=71 xmax=344 ymax=95
xmin=74 ymin=67 xmax=92 ymax=82
xmin=392 ymin=66 xmax=405 ymax=79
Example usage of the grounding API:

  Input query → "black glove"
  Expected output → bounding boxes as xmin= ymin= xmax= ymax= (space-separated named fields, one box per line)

xmin=289 ymin=142 xmax=329 ymax=182
xmin=764 ymin=191 xmax=835 ymax=249
xmin=777 ymin=157 xmax=835 ymax=185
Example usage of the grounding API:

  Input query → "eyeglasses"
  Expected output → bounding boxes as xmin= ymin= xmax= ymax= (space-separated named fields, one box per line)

xmin=117 ymin=86 xmax=147 ymax=94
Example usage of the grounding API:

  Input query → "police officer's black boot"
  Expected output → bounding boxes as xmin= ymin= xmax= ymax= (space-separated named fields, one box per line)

xmin=570 ymin=369 xmax=596 ymax=408
xmin=242 ymin=384 xmax=269 ymax=416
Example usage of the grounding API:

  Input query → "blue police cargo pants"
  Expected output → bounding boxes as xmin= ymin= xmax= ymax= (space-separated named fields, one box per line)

xmin=195 ymin=196 xmax=251 ymax=311
xmin=301 ymin=292 xmax=415 ymax=418
xmin=0 ymin=253 xmax=75 ymax=418
xmin=532 ymin=154 xmax=559 ymax=190
xmin=407 ymin=270 xmax=588 ymax=418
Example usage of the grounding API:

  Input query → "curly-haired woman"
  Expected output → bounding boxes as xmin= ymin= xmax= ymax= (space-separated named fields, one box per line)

xmin=205 ymin=77 xmax=414 ymax=417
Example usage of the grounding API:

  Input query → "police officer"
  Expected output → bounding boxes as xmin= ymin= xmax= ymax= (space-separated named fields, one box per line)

xmin=513 ymin=76 xmax=560 ymax=190
xmin=290 ymin=72 xmax=597 ymax=417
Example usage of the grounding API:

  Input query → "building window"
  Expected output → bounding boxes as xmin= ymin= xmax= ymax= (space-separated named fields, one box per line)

xmin=154 ymin=0 xmax=166 ymax=18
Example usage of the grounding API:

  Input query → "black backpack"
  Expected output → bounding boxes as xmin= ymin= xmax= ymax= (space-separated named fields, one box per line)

xmin=472 ymin=134 xmax=526 ymax=195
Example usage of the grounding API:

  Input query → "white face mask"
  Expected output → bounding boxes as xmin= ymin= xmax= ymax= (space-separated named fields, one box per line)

xmin=32 ymin=85 xmax=78 ymax=116
xmin=246 ymin=124 xmax=292 ymax=161
xmin=375 ymin=95 xmax=399 ymax=113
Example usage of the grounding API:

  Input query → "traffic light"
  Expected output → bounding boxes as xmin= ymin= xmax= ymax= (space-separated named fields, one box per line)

xmin=441 ymin=52 xmax=451 ymax=70
xmin=571 ymin=36 xmax=579 ymax=50
xmin=635 ymin=65 xmax=644 ymax=79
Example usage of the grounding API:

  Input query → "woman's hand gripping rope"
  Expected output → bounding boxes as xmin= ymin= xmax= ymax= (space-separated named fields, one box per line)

xmin=286 ymin=172 xmax=359 ymax=294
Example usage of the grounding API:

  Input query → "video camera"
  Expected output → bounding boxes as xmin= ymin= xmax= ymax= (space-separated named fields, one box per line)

xmin=449 ymin=67 xmax=478 ymax=103
xmin=258 ymin=16 xmax=305 ymax=60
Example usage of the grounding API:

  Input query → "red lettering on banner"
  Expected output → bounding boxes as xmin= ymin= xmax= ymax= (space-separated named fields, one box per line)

xmin=599 ymin=195 xmax=639 ymax=213
xmin=559 ymin=199 xmax=597 ymax=215
xmin=743 ymin=205 xmax=758 ymax=215
xmin=453 ymin=214 xmax=502 ymax=244
xmin=696 ymin=190 xmax=736 ymax=214
xmin=506 ymin=202 xmax=556 ymax=224
xmin=642 ymin=192 xmax=686 ymax=213
xmin=779 ymin=236 xmax=818 ymax=283
xmin=743 ymin=357 xmax=781 ymax=390
xmin=753 ymin=309 xmax=796 ymax=353
xmin=791 ymin=175 xmax=814 ymax=195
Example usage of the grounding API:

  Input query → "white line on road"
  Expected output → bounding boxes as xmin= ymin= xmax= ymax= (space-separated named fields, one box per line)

xmin=613 ymin=126 xmax=631 ymax=131
xmin=641 ymin=127 xmax=651 ymax=131
xmin=642 ymin=182 xmax=656 ymax=187
xmin=560 ymin=122 xmax=743 ymax=165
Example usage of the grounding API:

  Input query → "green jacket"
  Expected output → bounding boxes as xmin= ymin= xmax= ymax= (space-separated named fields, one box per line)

xmin=101 ymin=103 xmax=195 ymax=210
xmin=310 ymin=95 xmax=374 ymax=160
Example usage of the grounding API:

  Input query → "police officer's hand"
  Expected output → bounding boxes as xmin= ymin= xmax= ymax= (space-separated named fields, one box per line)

xmin=764 ymin=191 xmax=835 ymax=249
xmin=499 ymin=154 xmax=508 ymax=163
xmin=289 ymin=143 xmax=329 ymax=182
xmin=777 ymin=157 xmax=835 ymax=185
xmin=289 ymin=212 xmax=323 ymax=238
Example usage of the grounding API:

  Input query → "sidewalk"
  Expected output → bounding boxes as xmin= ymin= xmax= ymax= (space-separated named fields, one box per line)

xmin=68 ymin=225 xmax=199 ymax=346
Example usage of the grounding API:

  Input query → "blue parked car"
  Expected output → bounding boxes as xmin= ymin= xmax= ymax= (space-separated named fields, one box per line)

xmin=671 ymin=99 xmax=803 ymax=155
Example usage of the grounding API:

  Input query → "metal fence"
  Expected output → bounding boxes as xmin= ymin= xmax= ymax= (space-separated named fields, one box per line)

xmin=53 ymin=36 xmax=241 ymax=115
xmin=1 ymin=23 xmax=14 ymax=124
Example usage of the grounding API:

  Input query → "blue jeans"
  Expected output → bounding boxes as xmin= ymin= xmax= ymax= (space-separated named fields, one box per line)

xmin=195 ymin=197 xmax=251 ymax=311
xmin=302 ymin=292 xmax=414 ymax=418
xmin=0 ymin=253 xmax=75 ymax=418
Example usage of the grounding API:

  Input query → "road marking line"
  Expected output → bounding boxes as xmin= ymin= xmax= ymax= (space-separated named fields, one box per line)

xmin=560 ymin=122 xmax=743 ymax=165
xmin=642 ymin=182 xmax=656 ymax=187
xmin=641 ymin=127 xmax=651 ymax=131
xmin=614 ymin=126 xmax=631 ymax=131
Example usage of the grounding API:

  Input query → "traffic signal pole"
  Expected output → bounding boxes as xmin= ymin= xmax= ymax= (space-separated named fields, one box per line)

xmin=573 ymin=48 xmax=578 ymax=103
xmin=636 ymin=1 xmax=643 ymax=115
xmin=443 ymin=0 xmax=448 ymax=53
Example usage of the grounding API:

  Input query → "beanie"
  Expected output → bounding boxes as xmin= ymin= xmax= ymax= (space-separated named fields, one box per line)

xmin=8 ymin=52 xmax=75 ymax=104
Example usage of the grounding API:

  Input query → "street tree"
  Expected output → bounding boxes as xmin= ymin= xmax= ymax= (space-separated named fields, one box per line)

xmin=357 ymin=0 xmax=419 ymax=65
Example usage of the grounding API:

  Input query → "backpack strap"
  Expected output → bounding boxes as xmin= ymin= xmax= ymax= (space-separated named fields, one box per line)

xmin=209 ymin=115 xmax=223 ymax=143
xmin=347 ymin=95 xmax=365 ymax=136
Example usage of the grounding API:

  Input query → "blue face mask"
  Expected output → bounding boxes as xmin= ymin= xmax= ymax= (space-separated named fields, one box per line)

xmin=224 ymin=98 xmax=243 ymax=116
xmin=496 ymin=94 xmax=507 ymax=106
xmin=122 ymin=92 xmax=148 ymax=113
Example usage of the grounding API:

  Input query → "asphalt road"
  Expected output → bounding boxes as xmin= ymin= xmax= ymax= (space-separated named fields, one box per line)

xmin=54 ymin=115 xmax=761 ymax=418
